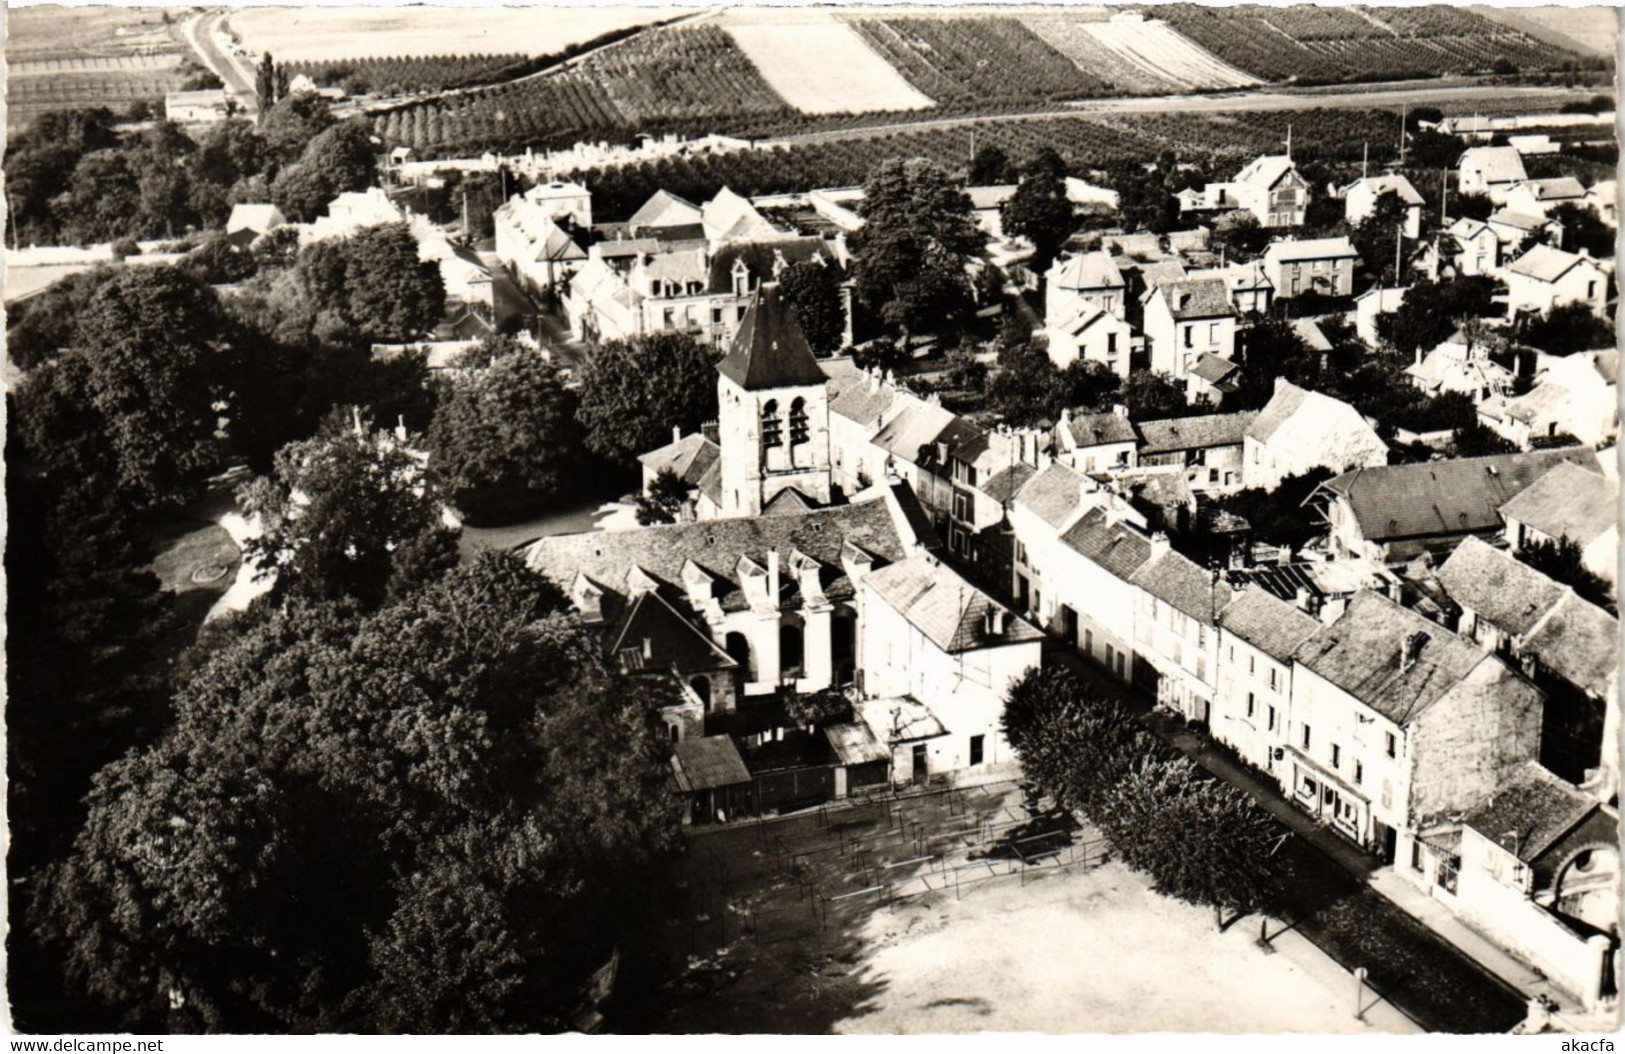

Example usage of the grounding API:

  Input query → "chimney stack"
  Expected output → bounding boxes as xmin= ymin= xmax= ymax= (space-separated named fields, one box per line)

xmin=673 ymin=424 xmax=682 ymax=444
xmin=1149 ymin=531 xmax=1171 ymax=561
xmin=1295 ymin=586 xmax=1317 ymax=614
xmin=767 ymin=549 xmax=780 ymax=604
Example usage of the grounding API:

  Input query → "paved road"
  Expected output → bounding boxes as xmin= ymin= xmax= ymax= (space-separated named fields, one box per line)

xmin=181 ymin=10 xmax=256 ymax=109
xmin=759 ymin=81 xmax=1594 ymax=148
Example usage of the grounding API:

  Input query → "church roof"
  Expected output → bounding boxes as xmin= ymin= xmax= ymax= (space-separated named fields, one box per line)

xmin=716 ymin=284 xmax=828 ymax=391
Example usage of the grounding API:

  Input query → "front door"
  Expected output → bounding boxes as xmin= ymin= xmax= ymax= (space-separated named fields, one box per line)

xmin=911 ymin=744 xmax=928 ymax=784
xmin=1062 ymin=606 xmax=1079 ymax=647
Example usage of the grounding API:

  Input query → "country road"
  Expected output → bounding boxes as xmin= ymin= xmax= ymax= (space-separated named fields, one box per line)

xmin=758 ymin=81 xmax=1595 ymax=148
xmin=181 ymin=9 xmax=256 ymax=109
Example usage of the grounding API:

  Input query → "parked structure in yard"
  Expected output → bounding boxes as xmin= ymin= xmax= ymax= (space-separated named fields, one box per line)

xmin=1261 ymin=237 xmax=1360 ymax=299
xmin=1243 ymin=379 xmax=1387 ymax=493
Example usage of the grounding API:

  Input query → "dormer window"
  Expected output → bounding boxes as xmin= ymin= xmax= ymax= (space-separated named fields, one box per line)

xmin=762 ymin=399 xmax=783 ymax=447
xmin=732 ymin=259 xmax=750 ymax=297
xmin=789 ymin=397 xmax=809 ymax=446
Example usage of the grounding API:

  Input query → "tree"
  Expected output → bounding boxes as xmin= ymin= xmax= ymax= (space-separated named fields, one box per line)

xmin=1519 ymin=302 xmax=1617 ymax=356
xmin=271 ymin=119 xmax=378 ymax=222
xmin=1449 ymin=191 xmax=1495 ymax=222
xmin=296 ymin=222 xmax=445 ymax=344
xmin=1062 ymin=359 xmax=1123 ymax=410
xmin=1234 ymin=312 xmax=1317 ymax=409
xmin=968 ymin=144 xmax=1011 ymax=185
xmin=574 ymin=331 xmax=718 ymax=465
xmin=183 ymin=234 xmax=259 ymax=285
xmin=1351 ymin=190 xmax=1411 ymax=286
xmin=1121 ymin=369 xmax=1200 ymax=420
xmin=427 ymin=343 xmax=582 ymax=524
xmin=1212 ymin=211 xmax=1269 ymax=260
xmin=1000 ymin=148 xmax=1076 ymax=273
xmin=635 ymin=467 xmax=690 ymax=525
xmin=60 ymin=149 xmax=142 ymax=244
xmin=255 ymin=53 xmax=281 ymax=119
xmin=986 ymin=341 xmax=1069 ymax=426
xmin=1209 ymin=468 xmax=1334 ymax=550
xmin=260 ymin=91 xmax=334 ymax=167
xmin=852 ymin=158 xmax=982 ymax=340
xmin=73 ymin=266 xmax=231 ymax=508
xmin=777 ymin=258 xmax=846 ymax=355
xmin=239 ymin=411 xmax=458 ymax=609
xmin=1548 ymin=203 xmax=1615 ymax=257
xmin=1378 ymin=275 xmax=1502 ymax=356
xmin=941 ymin=341 xmax=989 ymax=393
xmin=1450 ymin=420 xmax=1518 ymax=458
xmin=5 ymin=265 xmax=117 ymax=371
xmin=1517 ymin=536 xmax=1615 ymax=611
xmin=851 ymin=335 xmax=910 ymax=375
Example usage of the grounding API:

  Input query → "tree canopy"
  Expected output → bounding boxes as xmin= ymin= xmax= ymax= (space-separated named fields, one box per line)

xmin=297 ymin=222 xmax=445 ymax=345
xmin=574 ymin=331 xmax=719 ymax=465
xmin=1000 ymin=148 xmax=1076 ymax=273
xmin=776 ymin=258 xmax=847 ymax=356
xmin=1377 ymin=275 xmax=1502 ymax=356
xmin=852 ymin=158 xmax=983 ymax=339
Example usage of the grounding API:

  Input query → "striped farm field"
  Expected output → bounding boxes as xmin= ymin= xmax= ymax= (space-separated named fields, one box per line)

xmin=722 ymin=14 xmax=934 ymax=114
xmin=850 ymin=17 xmax=1115 ymax=106
xmin=1025 ymin=14 xmax=1261 ymax=92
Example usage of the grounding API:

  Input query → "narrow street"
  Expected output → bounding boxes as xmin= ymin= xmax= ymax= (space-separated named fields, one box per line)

xmin=1043 ymin=645 xmax=1528 ymax=1034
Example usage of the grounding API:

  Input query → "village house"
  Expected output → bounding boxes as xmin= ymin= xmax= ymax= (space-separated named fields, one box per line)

xmin=1457 ymin=146 xmax=1529 ymax=203
xmin=1585 ymin=180 xmax=1618 ymax=227
xmin=1502 ymin=244 xmax=1610 ymax=321
xmin=1450 ymin=763 xmax=1619 ymax=1010
xmin=1287 ymin=590 xmax=1544 ymax=867
xmin=302 ymin=187 xmax=407 ymax=244
xmin=857 ymin=554 xmax=1044 ymax=784
xmin=1044 ymin=303 xmax=1137 ymax=374
xmin=1047 ymin=250 xmax=1129 ymax=320
xmin=1142 ymin=278 xmax=1238 ymax=383
xmin=493 ymin=191 xmax=589 ymax=297
xmin=1213 ymin=586 xmax=1323 ymax=780
xmin=1478 ymin=350 xmax=1620 ymax=449
xmin=1052 ymin=406 xmax=1138 ymax=474
xmin=1344 ymin=174 xmax=1425 ymax=239
xmin=164 ymin=88 xmax=233 ymax=124
xmin=1186 ymin=259 xmax=1275 ymax=315
xmin=1007 ymin=460 xmax=1095 ymax=620
xmin=1406 ymin=326 xmax=1518 ymax=405
xmin=1310 ymin=447 xmax=1602 ymax=564
xmin=1242 ymin=379 xmax=1387 ymax=493
xmin=225 ymin=203 xmax=285 ymax=240
xmin=1261 ymin=237 xmax=1360 ymax=299
xmin=1354 ymin=286 xmax=1409 ymax=347
xmin=827 ymin=366 xmax=910 ymax=498
xmin=1504 ymin=177 xmax=1588 ymax=220
xmin=1487 ymin=208 xmax=1564 ymax=253
xmin=1413 ymin=217 xmax=1500 ymax=281
xmin=1131 ymin=540 xmax=1232 ymax=722
xmin=1185 ymin=353 xmax=1243 ymax=406
xmin=1135 ymin=410 xmax=1257 ymax=494
xmin=1501 ymin=460 xmax=1619 ymax=593
xmin=1180 ymin=154 xmax=1310 ymax=228
xmin=638 ymin=427 xmax=720 ymax=522
xmin=1049 ymin=502 xmax=1154 ymax=683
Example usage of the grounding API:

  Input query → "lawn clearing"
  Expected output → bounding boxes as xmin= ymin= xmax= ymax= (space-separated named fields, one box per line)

xmin=225 ymin=5 xmax=680 ymax=64
xmin=722 ymin=15 xmax=934 ymax=115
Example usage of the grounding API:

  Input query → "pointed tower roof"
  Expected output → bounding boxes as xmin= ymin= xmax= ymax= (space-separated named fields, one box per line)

xmin=716 ymin=283 xmax=828 ymax=391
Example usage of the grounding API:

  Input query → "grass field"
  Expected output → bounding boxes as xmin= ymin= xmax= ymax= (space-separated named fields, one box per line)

xmin=1472 ymin=5 xmax=1619 ymax=59
xmin=721 ymin=12 xmax=934 ymax=115
xmin=225 ymin=5 xmax=680 ymax=63
xmin=5 ymin=5 xmax=190 ymax=131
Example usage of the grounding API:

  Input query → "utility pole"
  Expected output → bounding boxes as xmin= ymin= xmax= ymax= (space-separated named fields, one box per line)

xmin=1440 ymin=169 xmax=1449 ymax=227
xmin=1394 ymin=227 xmax=1403 ymax=287
xmin=1398 ymin=104 xmax=1408 ymax=166
xmin=1361 ymin=142 xmax=1368 ymax=179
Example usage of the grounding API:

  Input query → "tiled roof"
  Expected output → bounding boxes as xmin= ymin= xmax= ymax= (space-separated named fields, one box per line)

xmin=1462 ymin=761 xmax=1595 ymax=864
xmin=609 ymin=590 xmax=738 ymax=676
xmin=643 ymin=248 xmax=709 ymax=286
xmin=1135 ymin=411 xmax=1258 ymax=454
xmin=1051 ymin=250 xmax=1126 ymax=291
xmin=1160 ymin=278 xmax=1234 ymax=321
xmin=1013 ymin=461 xmax=1088 ymax=529
xmin=1063 ymin=410 xmax=1137 ymax=448
xmin=1247 ymin=380 xmax=1310 ymax=443
xmin=864 ymin=555 xmax=1042 ymax=653
xmin=707 ymin=237 xmax=836 ymax=295
xmin=981 ymin=461 xmax=1038 ymax=505
xmin=1316 ymin=447 xmax=1597 ymax=543
xmin=1139 ymin=260 xmax=1189 ymax=288
xmin=1130 ymin=548 xmax=1231 ymax=624
xmin=871 ymin=399 xmax=958 ymax=465
xmin=1505 ymin=243 xmax=1592 ymax=284
xmin=1236 ymin=154 xmax=1296 ymax=190
xmin=1190 ymin=353 xmax=1241 ymax=386
xmin=1499 ymin=461 xmax=1615 ymax=547
xmin=1218 ymin=586 xmax=1322 ymax=662
xmin=1350 ymin=174 xmax=1425 ymax=206
xmin=637 ymin=432 xmax=720 ymax=488
xmin=1435 ymin=536 xmax=1566 ymax=638
xmin=1520 ymin=177 xmax=1586 ymax=201
xmin=1459 ymin=146 xmax=1528 ymax=185
xmin=522 ymin=497 xmax=906 ymax=612
xmin=829 ymin=373 xmax=906 ymax=429
xmin=1522 ymin=592 xmax=1619 ymax=699
xmin=716 ymin=284 xmax=828 ymax=391
xmin=672 ymin=736 xmax=752 ymax=792
xmin=1292 ymin=591 xmax=1505 ymax=726
xmin=1059 ymin=506 xmax=1153 ymax=582
xmin=1264 ymin=236 xmax=1359 ymax=263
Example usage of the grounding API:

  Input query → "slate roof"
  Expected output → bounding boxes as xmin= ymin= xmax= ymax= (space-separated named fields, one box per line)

xmin=1130 ymin=548 xmax=1231 ymax=624
xmin=1190 ymin=354 xmax=1241 ymax=387
xmin=707 ymin=238 xmax=837 ymax=295
xmin=1236 ymin=154 xmax=1297 ymax=190
xmin=1292 ymin=591 xmax=1499 ymax=726
xmin=762 ymin=487 xmax=816 ymax=515
xmin=1315 ymin=447 xmax=1598 ymax=543
xmin=643 ymin=248 xmax=709 ymax=286
xmin=1506 ymin=243 xmax=1593 ymax=284
xmin=522 ymin=497 xmax=906 ymax=613
xmin=716 ymin=284 xmax=828 ymax=390
xmin=1499 ymin=461 xmax=1615 ymax=547
xmin=1218 ymin=585 xmax=1322 ymax=662
xmin=1349 ymin=174 xmax=1425 ymax=206
xmin=1460 ymin=146 xmax=1528 ymax=185
xmin=1160 ymin=278 xmax=1234 ymax=321
xmin=871 ymin=400 xmax=958 ymax=465
xmin=1139 ymin=260 xmax=1189 ymax=288
xmin=1522 ymin=592 xmax=1619 ymax=699
xmin=672 ymin=736 xmax=752 ymax=792
xmin=609 ymin=590 xmax=738 ymax=676
xmin=1519 ymin=177 xmax=1586 ymax=202
xmin=1135 ymin=411 xmax=1259 ymax=454
xmin=1013 ymin=461 xmax=1088 ymax=529
xmin=1435 ymin=536 xmax=1566 ymax=638
xmin=981 ymin=461 xmax=1038 ymax=505
xmin=1051 ymin=250 xmax=1126 ymax=291
xmin=829 ymin=373 xmax=905 ymax=429
xmin=1264 ymin=236 xmax=1359 ymax=263
xmin=1060 ymin=506 xmax=1153 ymax=581
xmin=1462 ymin=761 xmax=1596 ymax=863
xmin=1063 ymin=410 xmax=1137 ymax=448
xmin=864 ymin=555 xmax=1043 ymax=653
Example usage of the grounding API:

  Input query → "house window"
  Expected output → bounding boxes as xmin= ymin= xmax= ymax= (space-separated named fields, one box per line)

xmin=1246 ymin=692 xmax=1255 ymax=718
xmin=952 ymin=488 xmax=973 ymax=521
xmin=1267 ymin=705 xmax=1277 ymax=732
xmin=789 ymin=397 xmax=809 ymax=446
xmin=761 ymin=400 xmax=783 ymax=448
xmin=970 ymin=734 xmax=985 ymax=767
xmin=1183 ymin=325 xmax=1194 ymax=349
xmin=1302 ymin=724 xmax=1312 ymax=750
xmin=712 ymin=306 xmax=723 ymax=325
xmin=1355 ymin=760 xmax=1364 ymax=785
xmin=1411 ymin=840 xmax=1425 ymax=872
xmin=1107 ymin=332 xmax=1118 ymax=354
xmin=1197 ymin=624 xmax=1207 ymax=648
xmin=1268 ymin=667 xmax=1278 ymax=692
xmin=1385 ymin=732 xmax=1396 ymax=758
xmin=1331 ymin=743 xmax=1341 ymax=769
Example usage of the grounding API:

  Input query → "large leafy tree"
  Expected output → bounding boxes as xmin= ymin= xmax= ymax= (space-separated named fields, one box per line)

xmin=1000 ymin=148 xmax=1076 ymax=273
xmin=296 ymin=222 xmax=445 ymax=345
xmin=777 ymin=258 xmax=846 ymax=355
xmin=271 ymin=119 xmax=378 ymax=222
xmin=259 ymin=90 xmax=332 ymax=166
xmin=1519 ymin=302 xmax=1617 ymax=356
xmin=1351 ymin=190 xmax=1411 ymax=288
xmin=1548 ymin=203 xmax=1615 ymax=258
xmin=239 ymin=411 xmax=459 ymax=610
xmin=428 ymin=341 xmax=582 ymax=523
xmin=1234 ymin=313 xmax=1318 ymax=409
xmin=1121 ymin=368 xmax=1205 ymax=420
xmin=852 ymin=158 xmax=982 ymax=340
xmin=32 ymin=554 xmax=681 ymax=1032
xmin=575 ymin=330 xmax=719 ymax=464
xmin=1377 ymin=274 xmax=1502 ymax=356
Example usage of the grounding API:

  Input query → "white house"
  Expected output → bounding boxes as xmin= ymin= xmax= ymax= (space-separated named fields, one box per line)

xmin=1131 ymin=542 xmax=1232 ymax=723
xmin=1046 ymin=250 xmax=1128 ymax=321
xmin=1186 ymin=260 xmax=1274 ymax=315
xmin=1052 ymin=406 xmax=1137 ymax=474
xmin=1487 ymin=208 xmax=1563 ymax=252
xmin=1262 ymin=237 xmax=1360 ymax=299
xmin=1504 ymin=177 xmax=1587 ymax=220
xmin=1415 ymin=217 xmax=1501 ymax=281
xmin=1585 ymin=181 xmax=1617 ymax=228
xmin=225 ymin=203 xmax=286 ymax=238
xmin=1242 ymin=379 xmax=1387 ymax=492
xmin=1344 ymin=174 xmax=1424 ymax=239
xmin=520 ymin=179 xmax=593 ymax=229
xmin=1478 ymin=351 xmax=1619 ymax=449
xmin=1501 ymin=460 xmax=1619 ymax=592
xmin=1406 ymin=327 xmax=1517 ymax=404
xmin=858 ymin=554 xmax=1044 ymax=783
xmin=1355 ymin=286 xmax=1408 ymax=348
xmin=1182 ymin=154 xmax=1309 ymax=228
xmin=1457 ymin=146 xmax=1529 ymax=203
xmin=493 ymin=194 xmax=588 ymax=296
xmin=303 ymin=187 xmax=406 ymax=243
xmin=1045 ymin=304 xmax=1135 ymax=375
xmin=1142 ymin=278 xmax=1237 ymax=381
xmin=1502 ymin=244 xmax=1610 ymax=321
xmin=1214 ymin=586 xmax=1323 ymax=780
xmin=1048 ymin=501 xmax=1155 ymax=683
